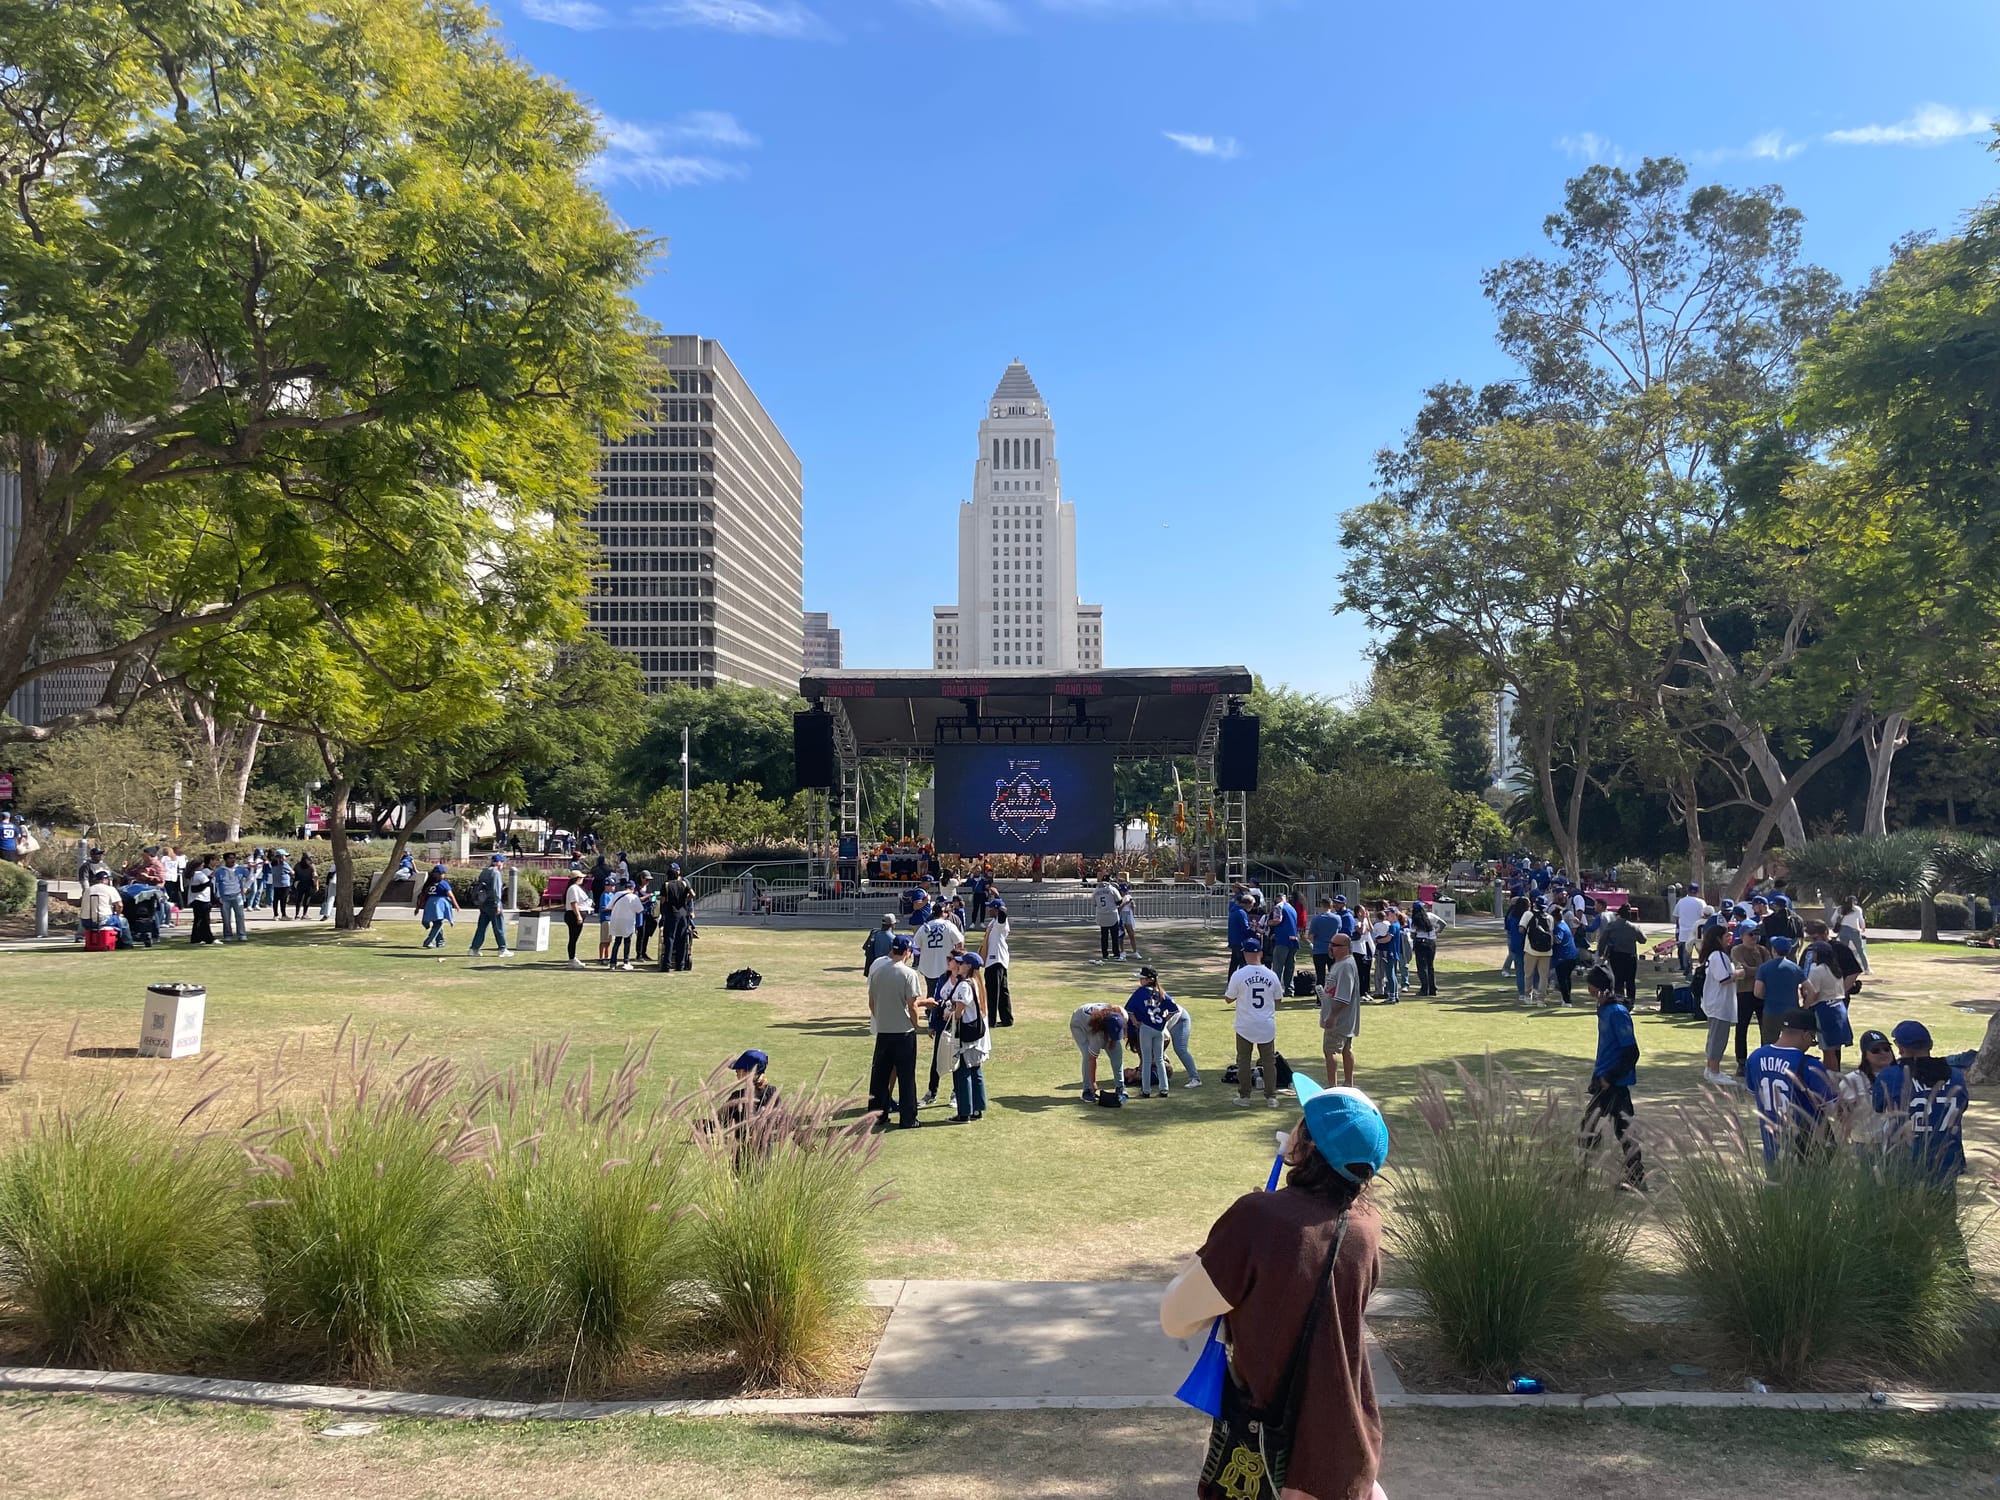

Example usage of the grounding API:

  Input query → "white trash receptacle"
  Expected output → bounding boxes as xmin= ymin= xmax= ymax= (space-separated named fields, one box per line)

xmin=139 ymin=983 xmax=206 ymax=1060
xmin=515 ymin=911 xmax=551 ymax=953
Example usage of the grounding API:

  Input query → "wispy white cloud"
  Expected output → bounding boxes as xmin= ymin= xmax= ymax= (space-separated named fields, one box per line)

xmin=1164 ymin=131 xmax=1240 ymax=160
xmin=592 ymin=113 xmax=757 ymax=189
xmin=902 ymin=0 xmax=1019 ymax=26
xmin=1825 ymin=103 xmax=1992 ymax=146
xmin=1557 ymin=132 xmax=1626 ymax=166
xmin=522 ymin=0 xmax=611 ymax=26
xmin=1692 ymin=128 xmax=1808 ymax=165
xmin=635 ymin=0 xmax=830 ymax=38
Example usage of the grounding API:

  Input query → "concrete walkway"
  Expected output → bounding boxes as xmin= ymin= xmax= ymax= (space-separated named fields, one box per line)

xmin=858 ymin=1279 xmax=1405 ymax=1400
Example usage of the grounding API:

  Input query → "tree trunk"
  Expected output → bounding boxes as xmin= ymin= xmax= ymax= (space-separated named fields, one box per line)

xmin=1919 ymin=890 xmax=1939 ymax=944
xmin=1966 ymin=1011 xmax=2000 ymax=1088
xmin=1860 ymin=709 xmax=1907 ymax=837
xmin=1670 ymin=770 xmax=1707 ymax=887
xmin=326 ymin=776 xmax=357 ymax=930
xmin=225 ymin=718 xmax=262 ymax=842
xmin=355 ymin=798 xmax=443 ymax=929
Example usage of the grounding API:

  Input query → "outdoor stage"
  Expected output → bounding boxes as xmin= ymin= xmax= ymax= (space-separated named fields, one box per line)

xmin=794 ymin=667 xmax=1255 ymax=908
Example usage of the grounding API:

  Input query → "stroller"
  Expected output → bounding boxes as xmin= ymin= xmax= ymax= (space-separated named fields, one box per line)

xmin=123 ymin=886 xmax=162 ymax=948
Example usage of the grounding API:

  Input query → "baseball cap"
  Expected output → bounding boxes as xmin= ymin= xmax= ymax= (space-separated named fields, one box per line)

xmin=1770 ymin=893 xmax=1789 ymax=907
xmin=1100 ymin=1013 xmax=1125 ymax=1043
xmin=1859 ymin=1029 xmax=1893 ymax=1053
xmin=1768 ymin=935 xmax=1794 ymax=953
xmin=432 ymin=862 xmax=447 ymax=873
xmin=668 ymin=862 xmax=681 ymax=875
xmin=1751 ymin=894 xmax=1770 ymax=905
xmin=1242 ymin=937 xmax=1263 ymax=952
xmin=490 ymin=852 xmax=506 ymax=863
xmin=890 ymin=935 xmax=911 ymax=953
xmin=1778 ymin=1007 xmax=1817 ymax=1035
xmin=1137 ymin=965 xmax=1159 ymax=981
xmin=1891 ymin=1020 xmax=1933 ymax=1050
xmin=1332 ymin=893 xmax=1347 ymax=902
xmin=727 ymin=1049 xmax=769 ymax=1074
xmin=880 ymin=913 xmax=895 ymax=926
xmin=1290 ymin=1076 xmax=1391 ymax=1183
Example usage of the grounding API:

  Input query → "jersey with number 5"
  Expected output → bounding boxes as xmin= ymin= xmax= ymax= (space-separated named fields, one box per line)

xmin=1224 ymin=962 xmax=1281 ymax=1045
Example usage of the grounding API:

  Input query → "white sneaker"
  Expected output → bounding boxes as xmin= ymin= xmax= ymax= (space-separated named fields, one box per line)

xmin=620 ymin=962 xmax=633 ymax=971
xmin=497 ymin=948 xmax=512 ymax=958
xmin=1703 ymin=1069 xmax=1732 ymax=1086
xmin=568 ymin=958 xmax=584 ymax=970
xmin=1232 ymin=1096 xmax=1251 ymax=1107
xmin=1268 ymin=1097 xmax=1282 ymax=1108
xmin=1184 ymin=1078 xmax=1204 ymax=1089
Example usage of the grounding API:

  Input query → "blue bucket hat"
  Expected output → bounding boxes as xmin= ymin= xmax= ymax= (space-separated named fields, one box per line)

xmin=727 ymin=1049 xmax=769 ymax=1074
xmin=1291 ymin=1075 xmax=1391 ymax=1182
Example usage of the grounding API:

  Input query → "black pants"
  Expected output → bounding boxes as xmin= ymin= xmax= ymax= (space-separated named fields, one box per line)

xmin=1100 ymin=923 xmax=1121 ymax=959
xmin=869 ymin=1031 xmax=918 ymax=1128
xmin=1582 ymin=1084 xmax=1645 ymax=1188
xmin=1608 ymin=949 xmax=1638 ymax=1002
xmin=1228 ymin=948 xmax=1244 ymax=976
xmin=970 ymin=893 xmax=987 ymax=925
xmin=1554 ymin=956 xmax=1577 ymax=1006
xmin=1354 ymin=953 xmax=1372 ymax=996
xmin=637 ymin=911 xmax=655 ymax=961
xmin=1413 ymin=939 xmax=1437 ymax=995
xmin=566 ymin=911 xmax=584 ymax=961
xmin=662 ymin=911 xmax=692 ymax=971
xmin=190 ymin=903 xmax=215 ymax=944
xmin=1312 ymin=952 xmax=1330 ymax=986
xmin=986 ymin=961 xmax=1012 ymax=1026
xmin=1736 ymin=992 xmax=1762 ymax=1068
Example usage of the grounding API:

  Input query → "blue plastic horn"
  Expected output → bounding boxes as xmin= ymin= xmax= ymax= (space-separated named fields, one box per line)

xmin=1174 ymin=1150 xmax=1285 ymax=1417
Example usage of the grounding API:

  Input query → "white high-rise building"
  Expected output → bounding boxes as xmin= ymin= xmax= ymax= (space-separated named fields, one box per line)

xmin=932 ymin=362 xmax=1104 ymax=671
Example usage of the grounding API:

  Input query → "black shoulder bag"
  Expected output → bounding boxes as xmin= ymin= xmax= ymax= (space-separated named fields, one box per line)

xmin=1198 ymin=1211 xmax=1349 ymax=1500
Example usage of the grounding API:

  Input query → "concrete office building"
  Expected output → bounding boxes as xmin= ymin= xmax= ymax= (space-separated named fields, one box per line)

xmin=586 ymin=336 xmax=803 ymax=693
xmin=803 ymin=610 xmax=843 ymax=670
xmin=0 ymin=471 xmax=112 ymax=726
xmin=931 ymin=362 xmax=1104 ymax=671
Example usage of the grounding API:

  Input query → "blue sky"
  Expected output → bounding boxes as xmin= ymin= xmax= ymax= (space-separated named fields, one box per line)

xmin=497 ymin=0 xmax=2000 ymax=698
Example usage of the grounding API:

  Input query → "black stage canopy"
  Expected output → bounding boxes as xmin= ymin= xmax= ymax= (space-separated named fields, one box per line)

xmin=798 ymin=667 xmax=1254 ymax=760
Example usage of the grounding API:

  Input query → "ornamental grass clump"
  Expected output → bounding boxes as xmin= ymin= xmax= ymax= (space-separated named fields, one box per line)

xmin=1392 ymin=1059 xmax=1638 ymax=1375
xmin=692 ymin=1068 xmax=887 ymax=1389
xmin=1663 ymin=1101 xmax=1975 ymax=1384
xmin=0 ymin=1086 xmax=246 ymax=1365
xmin=475 ymin=1038 xmax=701 ymax=1385
xmin=245 ymin=1027 xmax=482 ymax=1378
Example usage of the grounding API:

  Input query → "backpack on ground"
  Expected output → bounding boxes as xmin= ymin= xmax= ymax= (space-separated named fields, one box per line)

xmin=725 ymin=967 xmax=762 ymax=991
xmin=1656 ymin=982 xmax=1697 ymax=1015
xmin=1291 ymin=971 xmax=1318 ymax=998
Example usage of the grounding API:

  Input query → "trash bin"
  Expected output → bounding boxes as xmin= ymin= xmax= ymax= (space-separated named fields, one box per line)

xmin=139 ymin=983 xmax=206 ymax=1060
xmin=515 ymin=911 xmax=551 ymax=953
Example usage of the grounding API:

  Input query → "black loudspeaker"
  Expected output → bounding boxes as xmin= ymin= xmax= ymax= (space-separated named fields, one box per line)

xmin=793 ymin=709 xmax=836 ymax=789
xmin=1217 ymin=713 xmax=1260 ymax=792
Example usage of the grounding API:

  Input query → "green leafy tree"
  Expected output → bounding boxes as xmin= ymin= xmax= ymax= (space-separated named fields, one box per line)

xmin=602 ymin=781 xmax=807 ymax=856
xmin=618 ymin=684 xmax=804 ymax=801
xmin=0 ymin=0 xmax=651 ymax=737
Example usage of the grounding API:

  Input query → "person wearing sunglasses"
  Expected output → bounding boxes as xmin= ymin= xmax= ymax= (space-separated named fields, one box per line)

xmin=1838 ymin=1029 xmax=1900 ymax=1155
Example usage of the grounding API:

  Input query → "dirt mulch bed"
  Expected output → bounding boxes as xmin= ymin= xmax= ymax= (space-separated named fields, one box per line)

xmin=1374 ymin=1316 xmax=2000 ymax=1396
xmin=0 ymin=1306 xmax=888 ymax=1403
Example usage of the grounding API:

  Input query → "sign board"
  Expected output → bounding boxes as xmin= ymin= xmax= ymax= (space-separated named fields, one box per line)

xmin=0 ymin=772 xmax=15 ymax=801
xmin=305 ymin=804 xmax=327 ymax=832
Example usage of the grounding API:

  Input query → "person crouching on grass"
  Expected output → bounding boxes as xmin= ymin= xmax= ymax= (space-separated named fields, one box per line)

xmin=1319 ymin=932 xmax=1360 ymax=1088
xmin=1583 ymin=964 xmax=1644 ymax=1189
xmin=1071 ymin=1003 xmax=1128 ymax=1104
xmin=1160 ymin=1080 xmax=1391 ymax=1500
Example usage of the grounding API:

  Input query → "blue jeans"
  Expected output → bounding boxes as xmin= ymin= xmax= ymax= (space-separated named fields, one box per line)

xmin=422 ymin=919 xmax=448 ymax=948
xmin=1135 ymin=1024 xmax=1170 ymax=1093
xmin=1509 ymin=937 xmax=1526 ymax=995
xmin=952 ymin=1060 xmax=987 ymax=1119
xmin=219 ymin=894 xmax=247 ymax=941
xmin=470 ymin=910 xmax=506 ymax=953
xmin=1379 ymin=953 xmax=1401 ymax=1002
xmin=610 ymin=934 xmax=633 ymax=965
xmin=1167 ymin=1013 xmax=1201 ymax=1080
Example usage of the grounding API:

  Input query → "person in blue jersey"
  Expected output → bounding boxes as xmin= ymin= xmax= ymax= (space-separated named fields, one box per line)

xmin=1753 ymin=935 xmax=1805 ymax=1041
xmin=1330 ymin=891 xmax=1357 ymax=938
xmin=1550 ymin=904 xmax=1581 ymax=1007
xmin=1743 ymin=1008 xmax=1837 ymax=1163
xmin=1266 ymin=891 xmax=1300 ymax=995
xmin=1582 ymin=964 xmax=1644 ymax=1187
xmin=1125 ymin=967 xmax=1183 ymax=1097
xmin=1308 ymin=896 xmax=1341 ymax=988
xmin=1226 ymin=890 xmax=1256 ymax=976
xmin=1872 ymin=1020 xmax=1970 ymax=1189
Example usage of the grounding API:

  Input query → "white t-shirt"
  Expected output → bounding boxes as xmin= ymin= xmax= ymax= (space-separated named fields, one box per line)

xmin=607 ymin=890 xmax=644 ymax=938
xmin=916 ymin=918 xmax=963 ymax=980
xmin=1701 ymin=949 xmax=1737 ymax=1021
xmin=564 ymin=880 xmax=593 ymax=918
xmin=940 ymin=978 xmax=989 ymax=1064
xmin=1837 ymin=906 xmax=1865 ymax=936
xmin=83 ymin=886 xmax=120 ymax=923
xmin=1674 ymin=894 xmax=1708 ymax=942
xmin=985 ymin=918 xmax=1010 ymax=968
xmin=1224 ymin=962 xmax=1281 ymax=1044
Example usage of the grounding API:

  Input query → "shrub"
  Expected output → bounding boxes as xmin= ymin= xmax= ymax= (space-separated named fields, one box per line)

xmin=1663 ymin=1105 xmax=1974 ymax=1383
xmin=1392 ymin=1060 xmax=1638 ymax=1375
xmin=1874 ymin=894 xmax=1972 ymax=931
xmin=476 ymin=1042 xmax=700 ymax=1383
xmin=245 ymin=1036 xmax=481 ymax=1377
xmin=0 ymin=859 xmax=34 ymax=915
xmin=0 ymin=1104 xmax=246 ymax=1364
xmin=692 ymin=1075 xmax=885 ymax=1388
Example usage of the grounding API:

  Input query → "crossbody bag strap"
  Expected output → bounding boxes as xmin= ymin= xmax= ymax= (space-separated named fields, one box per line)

xmin=1275 ymin=1211 xmax=1349 ymax=1439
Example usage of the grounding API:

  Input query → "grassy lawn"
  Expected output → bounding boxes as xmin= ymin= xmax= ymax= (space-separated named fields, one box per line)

xmin=5 ymin=1395 xmax=2000 ymax=1498
xmin=1 ymin=919 xmax=1995 ymax=1281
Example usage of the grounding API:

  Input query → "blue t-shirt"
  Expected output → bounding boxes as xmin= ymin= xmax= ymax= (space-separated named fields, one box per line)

xmin=1333 ymin=908 xmax=1356 ymax=936
xmin=1307 ymin=911 xmax=1340 ymax=955
xmin=1228 ymin=904 xmax=1254 ymax=947
xmin=1593 ymin=1002 xmax=1638 ymax=1089
xmin=1755 ymin=958 xmax=1804 ymax=1013
xmin=1552 ymin=920 xmax=1578 ymax=964
xmin=1125 ymin=986 xmax=1181 ymax=1033
xmin=1873 ymin=1062 xmax=1969 ymax=1182
xmin=1268 ymin=903 xmax=1299 ymax=946
xmin=1743 ymin=1045 xmax=1835 ymax=1161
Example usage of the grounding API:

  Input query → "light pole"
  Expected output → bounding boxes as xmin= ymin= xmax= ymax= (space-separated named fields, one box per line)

xmin=680 ymin=727 xmax=690 ymax=866
xmin=173 ymin=756 xmax=192 ymax=839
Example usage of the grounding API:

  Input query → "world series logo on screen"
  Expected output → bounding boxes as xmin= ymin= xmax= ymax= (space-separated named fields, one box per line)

xmin=989 ymin=762 xmax=1059 ymax=843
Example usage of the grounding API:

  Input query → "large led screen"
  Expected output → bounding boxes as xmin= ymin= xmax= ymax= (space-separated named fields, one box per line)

xmin=931 ymin=744 xmax=1115 ymax=856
